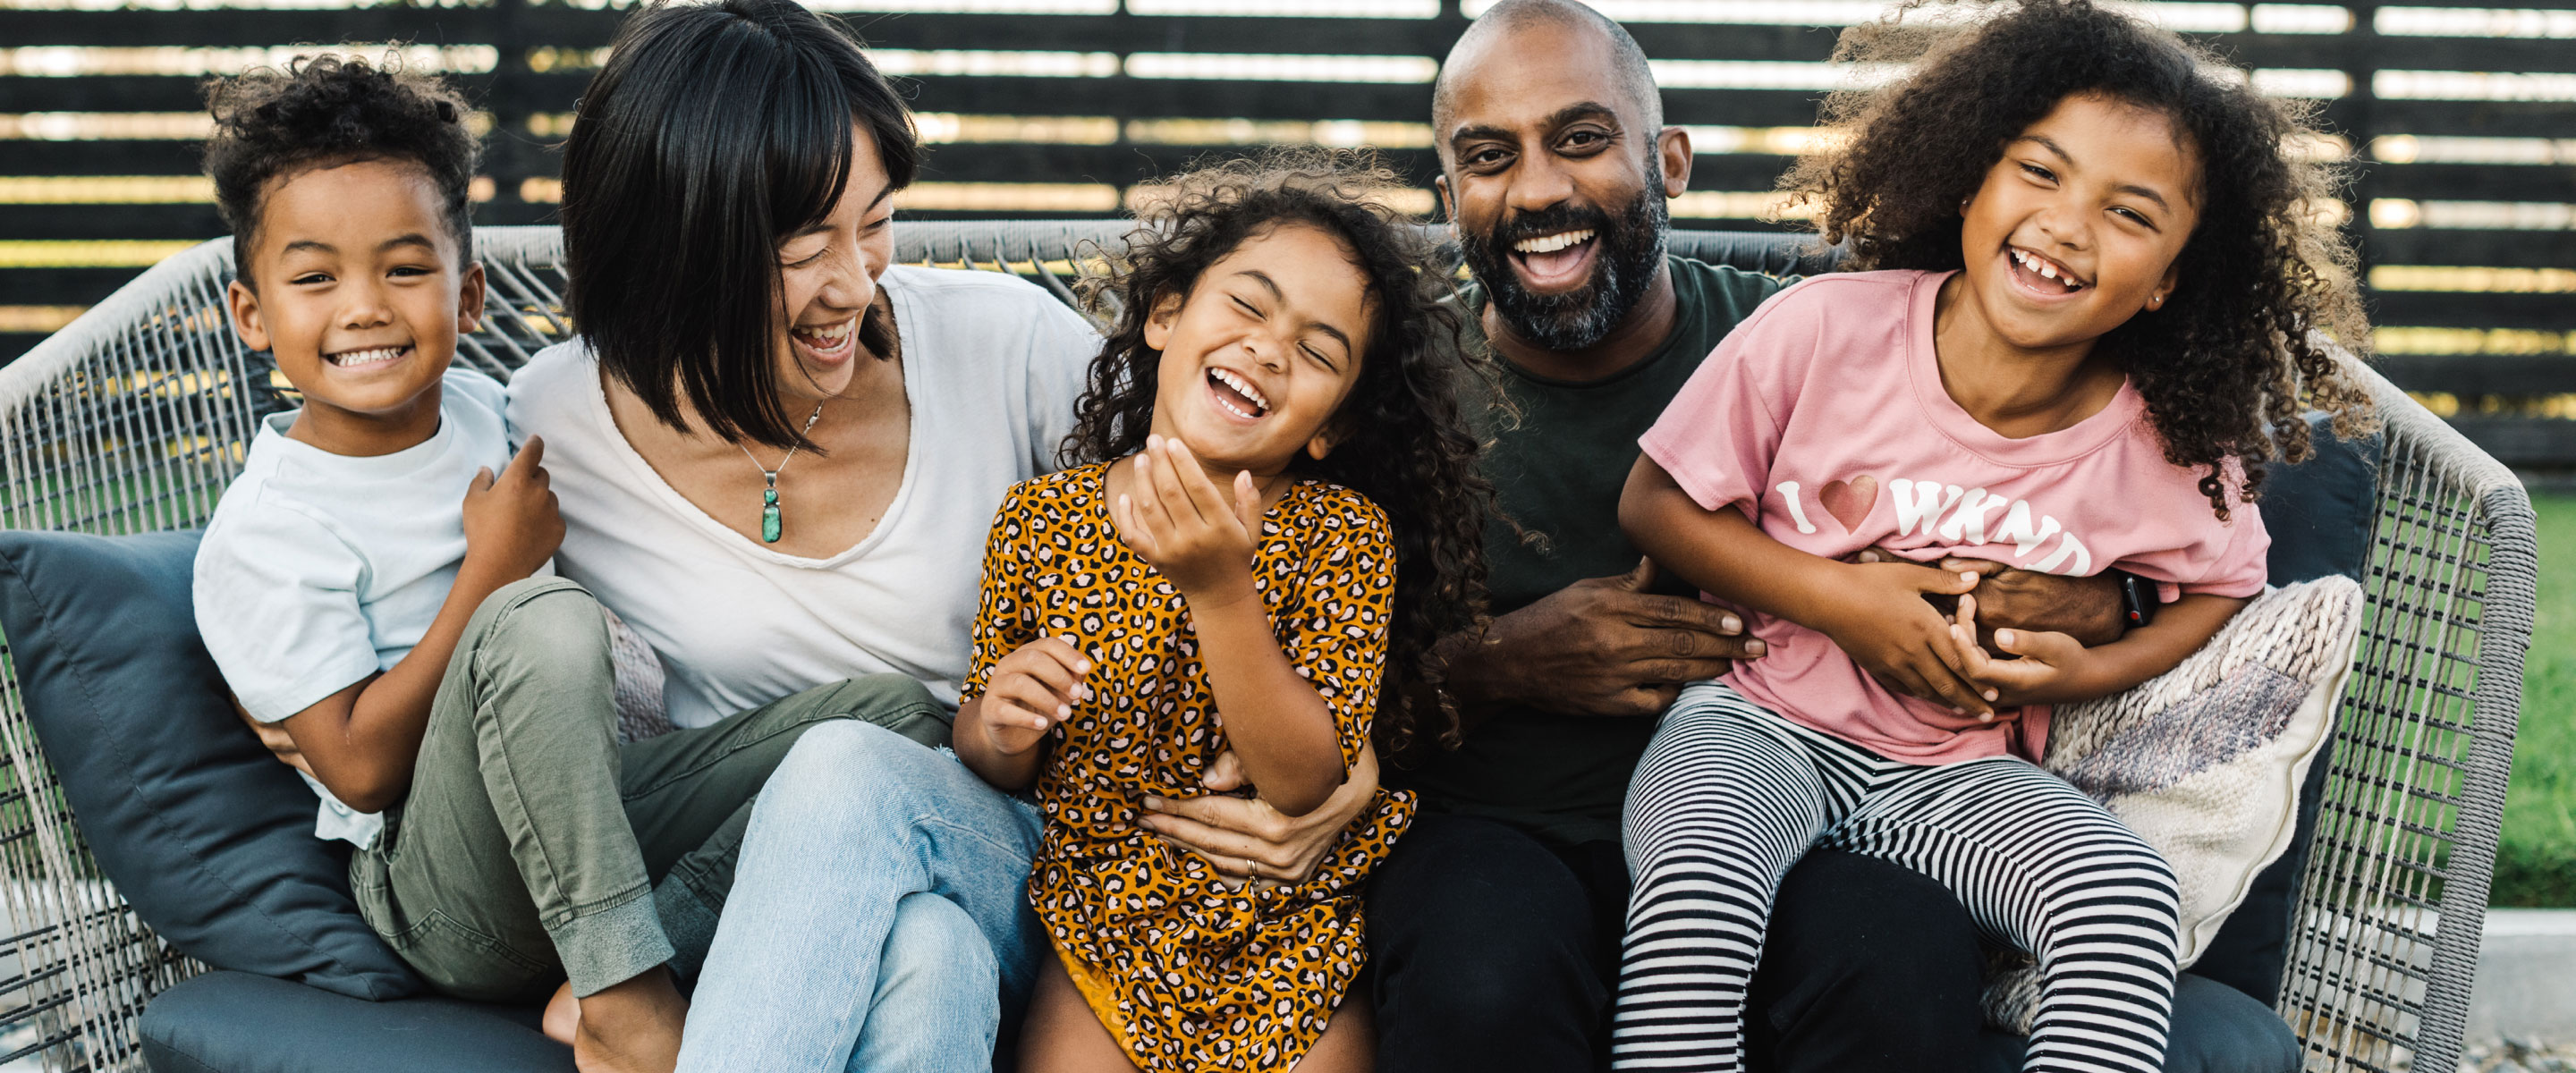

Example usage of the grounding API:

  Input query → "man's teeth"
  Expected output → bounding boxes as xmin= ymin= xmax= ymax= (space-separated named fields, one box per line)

xmin=1209 ymin=368 xmax=1269 ymax=416
xmin=327 ymin=346 xmax=404 ymax=367
xmin=1513 ymin=230 xmax=1595 ymax=254
xmin=2009 ymin=249 xmax=2085 ymax=291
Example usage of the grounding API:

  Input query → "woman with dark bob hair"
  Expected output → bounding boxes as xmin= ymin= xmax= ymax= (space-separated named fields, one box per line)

xmin=505 ymin=0 xmax=1390 ymax=1068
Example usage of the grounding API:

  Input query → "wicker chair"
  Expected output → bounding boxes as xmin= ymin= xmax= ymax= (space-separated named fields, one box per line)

xmin=0 ymin=223 xmax=2532 ymax=1072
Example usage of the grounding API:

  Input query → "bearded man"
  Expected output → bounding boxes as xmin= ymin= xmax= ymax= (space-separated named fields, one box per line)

xmin=1351 ymin=4 xmax=2303 ymax=1071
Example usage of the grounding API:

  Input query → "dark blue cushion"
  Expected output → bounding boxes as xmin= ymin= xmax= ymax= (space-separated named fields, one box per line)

xmin=142 ymin=971 xmax=565 ymax=1073
xmin=2259 ymin=414 xmax=2384 ymax=587
xmin=0 ymin=530 xmax=419 ymax=1000
xmin=2189 ymin=414 xmax=2383 ymax=1006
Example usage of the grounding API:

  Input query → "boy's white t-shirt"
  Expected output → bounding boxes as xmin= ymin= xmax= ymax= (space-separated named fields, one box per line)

xmin=506 ymin=265 xmax=1097 ymax=727
xmin=193 ymin=368 xmax=517 ymax=848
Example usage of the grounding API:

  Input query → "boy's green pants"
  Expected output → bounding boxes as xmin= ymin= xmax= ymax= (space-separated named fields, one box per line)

xmin=346 ymin=577 xmax=951 ymax=1003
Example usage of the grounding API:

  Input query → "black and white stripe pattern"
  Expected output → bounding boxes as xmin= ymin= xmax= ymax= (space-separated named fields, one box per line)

xmin=1614 ymin=682 xmax=2180 ymax=1072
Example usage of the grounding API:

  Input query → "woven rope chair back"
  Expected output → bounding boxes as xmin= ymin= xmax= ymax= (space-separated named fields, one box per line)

xmin=0 ymin=223 xmax=2531 ymax=1072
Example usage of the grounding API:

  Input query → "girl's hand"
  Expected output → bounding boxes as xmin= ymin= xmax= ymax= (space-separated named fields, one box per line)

xmin=1112 ymin=435 xmax=1261 ymax=606
xmin=977 ymin=637 xmax=1092 ymax=756
xmin=1948 ymin=593 xmax=2097 ymax=706
xmin=1816 ymin=562 xmax=1997 ymax=719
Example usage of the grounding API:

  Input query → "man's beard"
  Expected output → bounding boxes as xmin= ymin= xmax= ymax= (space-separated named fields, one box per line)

xmin=1460 ymin=183 xmax=1669 ymax=352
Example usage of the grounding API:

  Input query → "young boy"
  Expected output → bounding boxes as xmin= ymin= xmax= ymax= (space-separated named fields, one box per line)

xmin=191 ymin=55 xmax=902 ymax=1073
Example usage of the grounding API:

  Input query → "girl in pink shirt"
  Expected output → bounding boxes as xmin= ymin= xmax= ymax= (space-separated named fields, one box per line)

xmin=1609 ymin=3 xmax=2372 ymax=1070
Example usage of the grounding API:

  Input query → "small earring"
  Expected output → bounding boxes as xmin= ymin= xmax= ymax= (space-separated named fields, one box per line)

xmin=2149 ymin=294 xmax=2165 ymax=308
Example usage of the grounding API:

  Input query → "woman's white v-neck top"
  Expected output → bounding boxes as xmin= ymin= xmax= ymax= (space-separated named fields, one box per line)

xmin=507 ymin=266 xmax=1097 ymax=727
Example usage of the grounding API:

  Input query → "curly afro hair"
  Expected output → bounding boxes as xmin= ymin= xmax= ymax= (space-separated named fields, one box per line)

xmin=1063 ymin=149 xmax=1494 ymax=758
xmin=203 ymin=54 xmax=480 ymax=285
xmin=1784 ymin=0 xmax=2375 ymax=516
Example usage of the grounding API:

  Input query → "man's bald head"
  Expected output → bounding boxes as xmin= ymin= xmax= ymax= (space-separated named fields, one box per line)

xmin=1433 ymin=0 xmax=1664 ymax=157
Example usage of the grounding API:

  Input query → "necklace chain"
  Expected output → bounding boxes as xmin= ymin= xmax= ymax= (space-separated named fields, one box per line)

xmin=741 ymin=401 xmax=826 ymax=544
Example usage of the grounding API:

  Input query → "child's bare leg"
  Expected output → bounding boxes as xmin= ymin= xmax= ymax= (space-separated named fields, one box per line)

xmin=1016 ymin=953 xmax=1144 ymax=1073
xmin=572 ymin=966 xmax=687 ymax=1073
xmin=1290 ymin=995 xmax=1376 ymax=1072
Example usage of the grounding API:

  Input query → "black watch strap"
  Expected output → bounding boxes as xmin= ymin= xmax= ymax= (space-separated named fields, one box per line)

xmin=2116 ymin=571 xmax=2157 ymax=630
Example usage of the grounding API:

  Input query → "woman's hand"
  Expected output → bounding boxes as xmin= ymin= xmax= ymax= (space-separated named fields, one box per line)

xmin=973 ymin=637 xmax=1093 ymax=757
xmin=1815 ymin=562 xmax=1998 ymax=719
xmin=1134 ymin=744 xmax=1378 ymax=886
xmin=1111 ymin=435 xmax=1260 ymax=606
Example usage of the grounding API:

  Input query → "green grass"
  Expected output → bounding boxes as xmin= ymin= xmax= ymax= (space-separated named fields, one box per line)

xmin=2492 ymin=492 xmax=2576 ymax=907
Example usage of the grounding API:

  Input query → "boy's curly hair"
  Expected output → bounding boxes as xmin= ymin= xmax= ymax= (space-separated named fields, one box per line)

xmin=203 ymin=54 xmax=481 ymax=283
xmin=1784 ymin=0 xmax=2375 ymax=516
xmin=1063 ymin=149 xmax=1493 ymax=758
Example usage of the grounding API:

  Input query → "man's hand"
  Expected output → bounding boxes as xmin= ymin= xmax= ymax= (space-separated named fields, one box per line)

xmin=1936 ymin=556 xmax=2124 ymax=648
xmin=461 ymin=435 xmax=564 ymax=583
xmin=1135 ymin=745 xmax=1379 ymax=886
xmin=1447 ymin=559 xmax=1764 ymax=721
xmin=1851 ymin=550 xmax=2126 ymax=649
xmin=232 ymin=697 xmax=315 ymax=779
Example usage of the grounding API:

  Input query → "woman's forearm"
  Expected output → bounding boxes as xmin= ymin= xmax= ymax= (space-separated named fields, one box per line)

xmin=1185 ymin=592 xmax=1344 ymax=817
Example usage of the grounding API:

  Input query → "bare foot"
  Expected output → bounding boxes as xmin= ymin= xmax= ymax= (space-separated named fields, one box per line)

xmin=572 ymin=967 xmax=687 ymax=1073
xmin=543 ymin=980 xmax=580 ymax=1046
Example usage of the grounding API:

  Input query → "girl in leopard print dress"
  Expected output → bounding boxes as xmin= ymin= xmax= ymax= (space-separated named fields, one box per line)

xmin=954 ymin=154 xmax=1493 ymax=1072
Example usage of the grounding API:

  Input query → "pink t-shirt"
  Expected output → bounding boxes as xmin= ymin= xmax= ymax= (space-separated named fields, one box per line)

xmin=1639 ymin=269 xmax=2269 ymax=765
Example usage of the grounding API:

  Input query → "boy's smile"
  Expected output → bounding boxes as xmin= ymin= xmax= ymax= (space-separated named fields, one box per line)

xmin=225 ymin=158 xmax=483 ymax=456
xmin=1142 ymin=222 xmax=1371 ymax=479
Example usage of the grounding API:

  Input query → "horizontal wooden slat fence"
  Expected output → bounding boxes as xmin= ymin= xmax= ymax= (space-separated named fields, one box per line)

xmin=2 ymin=0 xmax=2572 ymax=462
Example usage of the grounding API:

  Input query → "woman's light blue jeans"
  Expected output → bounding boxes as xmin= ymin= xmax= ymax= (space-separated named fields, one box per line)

xmin=675 ymin=720 xmax=1047 ymax=1072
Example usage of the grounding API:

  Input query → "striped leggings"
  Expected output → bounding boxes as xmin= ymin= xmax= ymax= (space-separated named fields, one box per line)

xmin=1614 ymin=682 xmax=2180 ymax=1073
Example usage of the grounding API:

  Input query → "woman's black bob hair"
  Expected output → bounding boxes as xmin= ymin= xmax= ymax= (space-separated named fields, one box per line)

xmin=560 ymin=0 xmax=918 ymax=451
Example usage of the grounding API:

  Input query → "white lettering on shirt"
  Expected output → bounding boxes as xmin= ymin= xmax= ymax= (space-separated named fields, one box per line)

xmin=1936 ymin=487 xmax=2007 ymax=545
xmin=1856 ymin=478 xmax=2092 ymax=575
xmin=1775 ymin=481 xmax=1819 ymax=535
xmin=1993 ymin=500 xmax=2063 ymax=559
xmin=1889 ymin=478 xmax=1964 ymax=536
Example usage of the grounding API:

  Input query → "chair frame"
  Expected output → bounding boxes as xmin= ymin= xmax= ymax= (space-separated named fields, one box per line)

xmin=0 ymin=224 xmax=2531 ymax=1072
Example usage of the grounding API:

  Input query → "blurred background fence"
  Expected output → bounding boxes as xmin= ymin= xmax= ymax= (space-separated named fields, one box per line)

xmin=1 ymin=0 xmax=2572 ymax=471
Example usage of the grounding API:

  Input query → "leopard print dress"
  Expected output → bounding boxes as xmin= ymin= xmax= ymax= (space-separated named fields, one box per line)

xmin=964 ymin=462 xmax=1415 ymax=1072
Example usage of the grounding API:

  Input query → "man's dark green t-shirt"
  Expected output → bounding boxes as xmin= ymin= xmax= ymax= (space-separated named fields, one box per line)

xmin=1393 ymin=254 xmax=1788 ymax=849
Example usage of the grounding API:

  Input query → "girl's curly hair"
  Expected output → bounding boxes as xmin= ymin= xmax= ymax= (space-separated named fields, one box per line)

xmin=1062 ymin=149 xmax=1494 ymax=758
xmin=202 ymin=54 xmax=480 ymax=284
xmin=1784 ymin=0 xmax=2375 ymax=516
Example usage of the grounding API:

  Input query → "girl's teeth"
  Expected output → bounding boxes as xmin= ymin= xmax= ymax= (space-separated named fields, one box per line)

xmin=1211 ymin=368 xmax=1267 ymax=411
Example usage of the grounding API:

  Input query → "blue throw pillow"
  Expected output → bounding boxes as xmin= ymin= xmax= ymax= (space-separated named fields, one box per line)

xmin=0 ymin=529 xmax=419 ymax=1001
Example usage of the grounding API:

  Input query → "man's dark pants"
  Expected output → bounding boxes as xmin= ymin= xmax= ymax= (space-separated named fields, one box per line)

xmin=1368 ymin=813 xmax=2298 ymax=1072
xmin=1368 ymin=813 xmax=1981 ymax=1072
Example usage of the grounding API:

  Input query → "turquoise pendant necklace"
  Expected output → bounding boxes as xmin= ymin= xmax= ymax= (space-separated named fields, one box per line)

xmin=739 ymin=401 xmax=826 ymax=545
